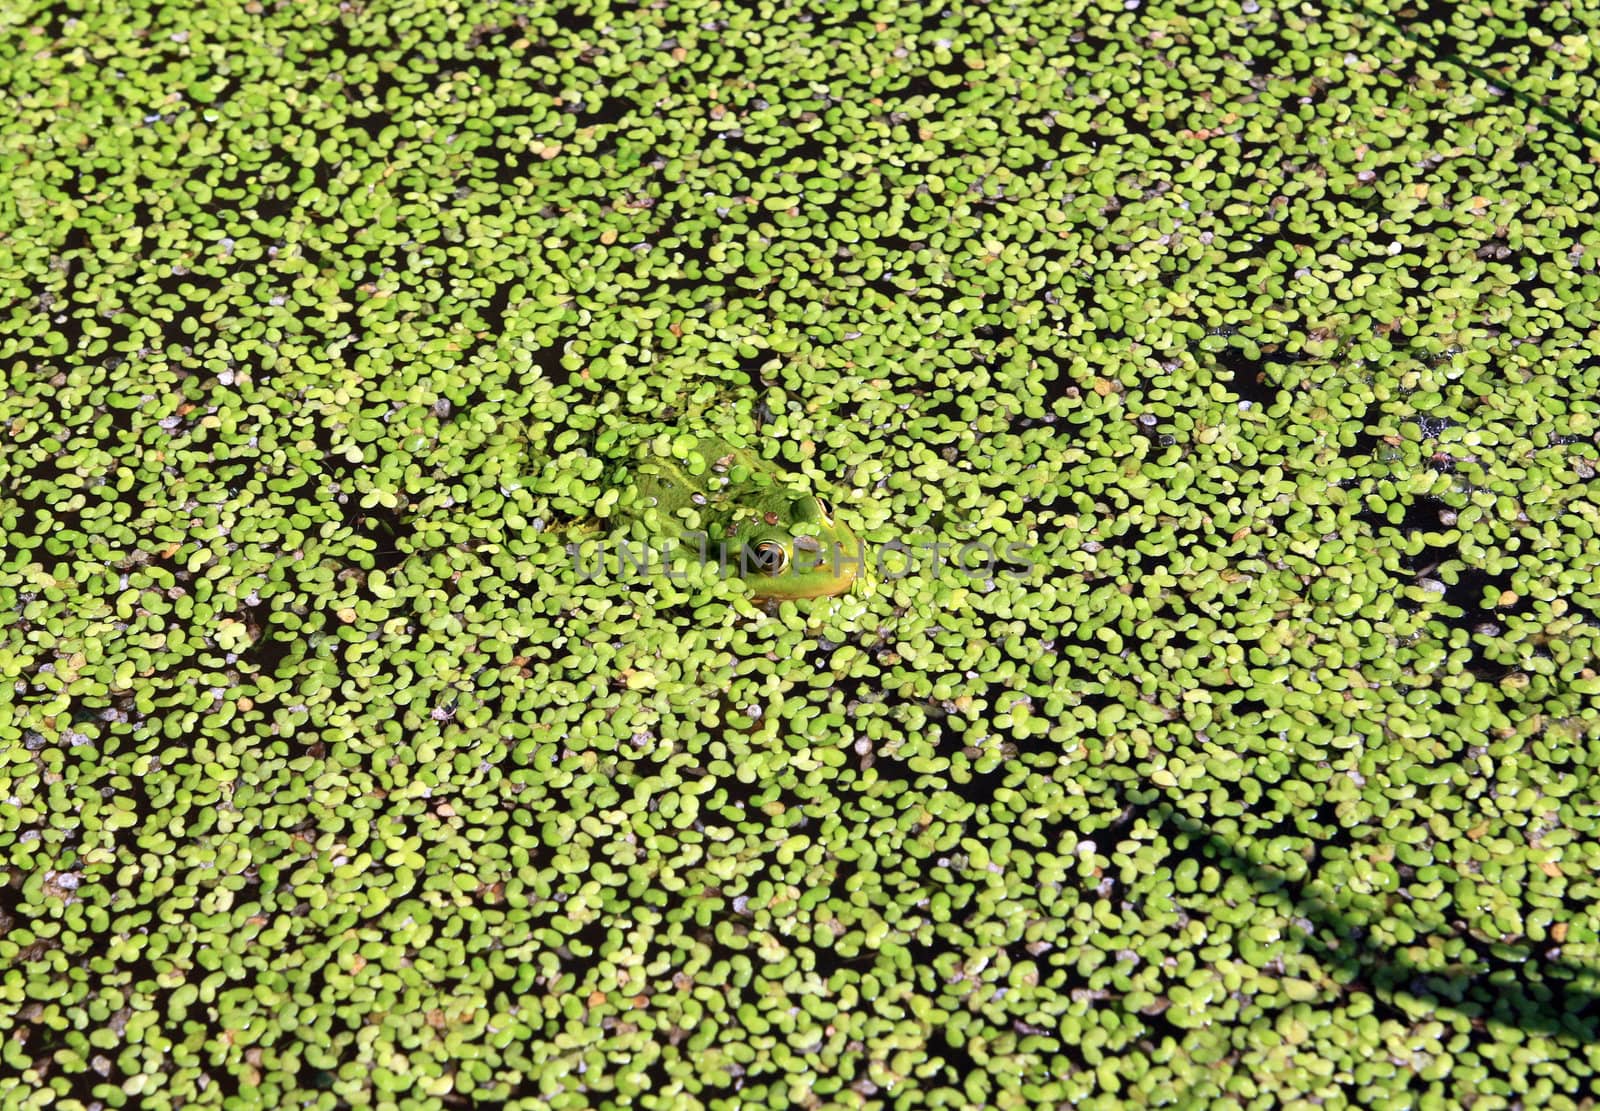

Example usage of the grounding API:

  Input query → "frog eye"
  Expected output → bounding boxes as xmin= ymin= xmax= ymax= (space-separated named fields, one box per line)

xmin=752 ymin=540 xmax=789 ymax=576
xmin=815 ymin=496 xmax=834 ymax=522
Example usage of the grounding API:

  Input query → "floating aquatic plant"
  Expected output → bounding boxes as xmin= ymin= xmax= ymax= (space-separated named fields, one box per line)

xmin=2 ymin=0 xmax=1600 ymax=1106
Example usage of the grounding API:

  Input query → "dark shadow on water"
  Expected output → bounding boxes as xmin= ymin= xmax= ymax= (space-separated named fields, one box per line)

xmin=1155 ymin=799 xmax=1600 ymax=1043
xmin=1337 ymin=0 xmax=1600 ymax=148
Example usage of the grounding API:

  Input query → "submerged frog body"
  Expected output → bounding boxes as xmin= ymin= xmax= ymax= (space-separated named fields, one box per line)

xmin=614 ymin=433 xmax=861 ymax=599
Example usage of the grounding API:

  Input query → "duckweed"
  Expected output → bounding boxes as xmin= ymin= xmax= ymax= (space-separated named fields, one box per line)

xmin=3 ymin=0 xmax=1600 ymax=1107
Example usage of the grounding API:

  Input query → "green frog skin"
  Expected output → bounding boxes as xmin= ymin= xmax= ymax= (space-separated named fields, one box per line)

xmin=614 ymin=434 xmax=861 ymax=600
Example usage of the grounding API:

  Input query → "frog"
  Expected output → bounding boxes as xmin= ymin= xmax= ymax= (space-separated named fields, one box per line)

xmin=383 ymin=407 xmax=863 ymax=601
xmin=613 ymin=432 xmax=862 ymax=600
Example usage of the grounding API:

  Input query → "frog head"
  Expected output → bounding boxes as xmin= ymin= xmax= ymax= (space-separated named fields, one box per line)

xmin=624 ymin=435 xmax=862 ymax=599
xmin=726 ymin=488 xmax=862 ymax=600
